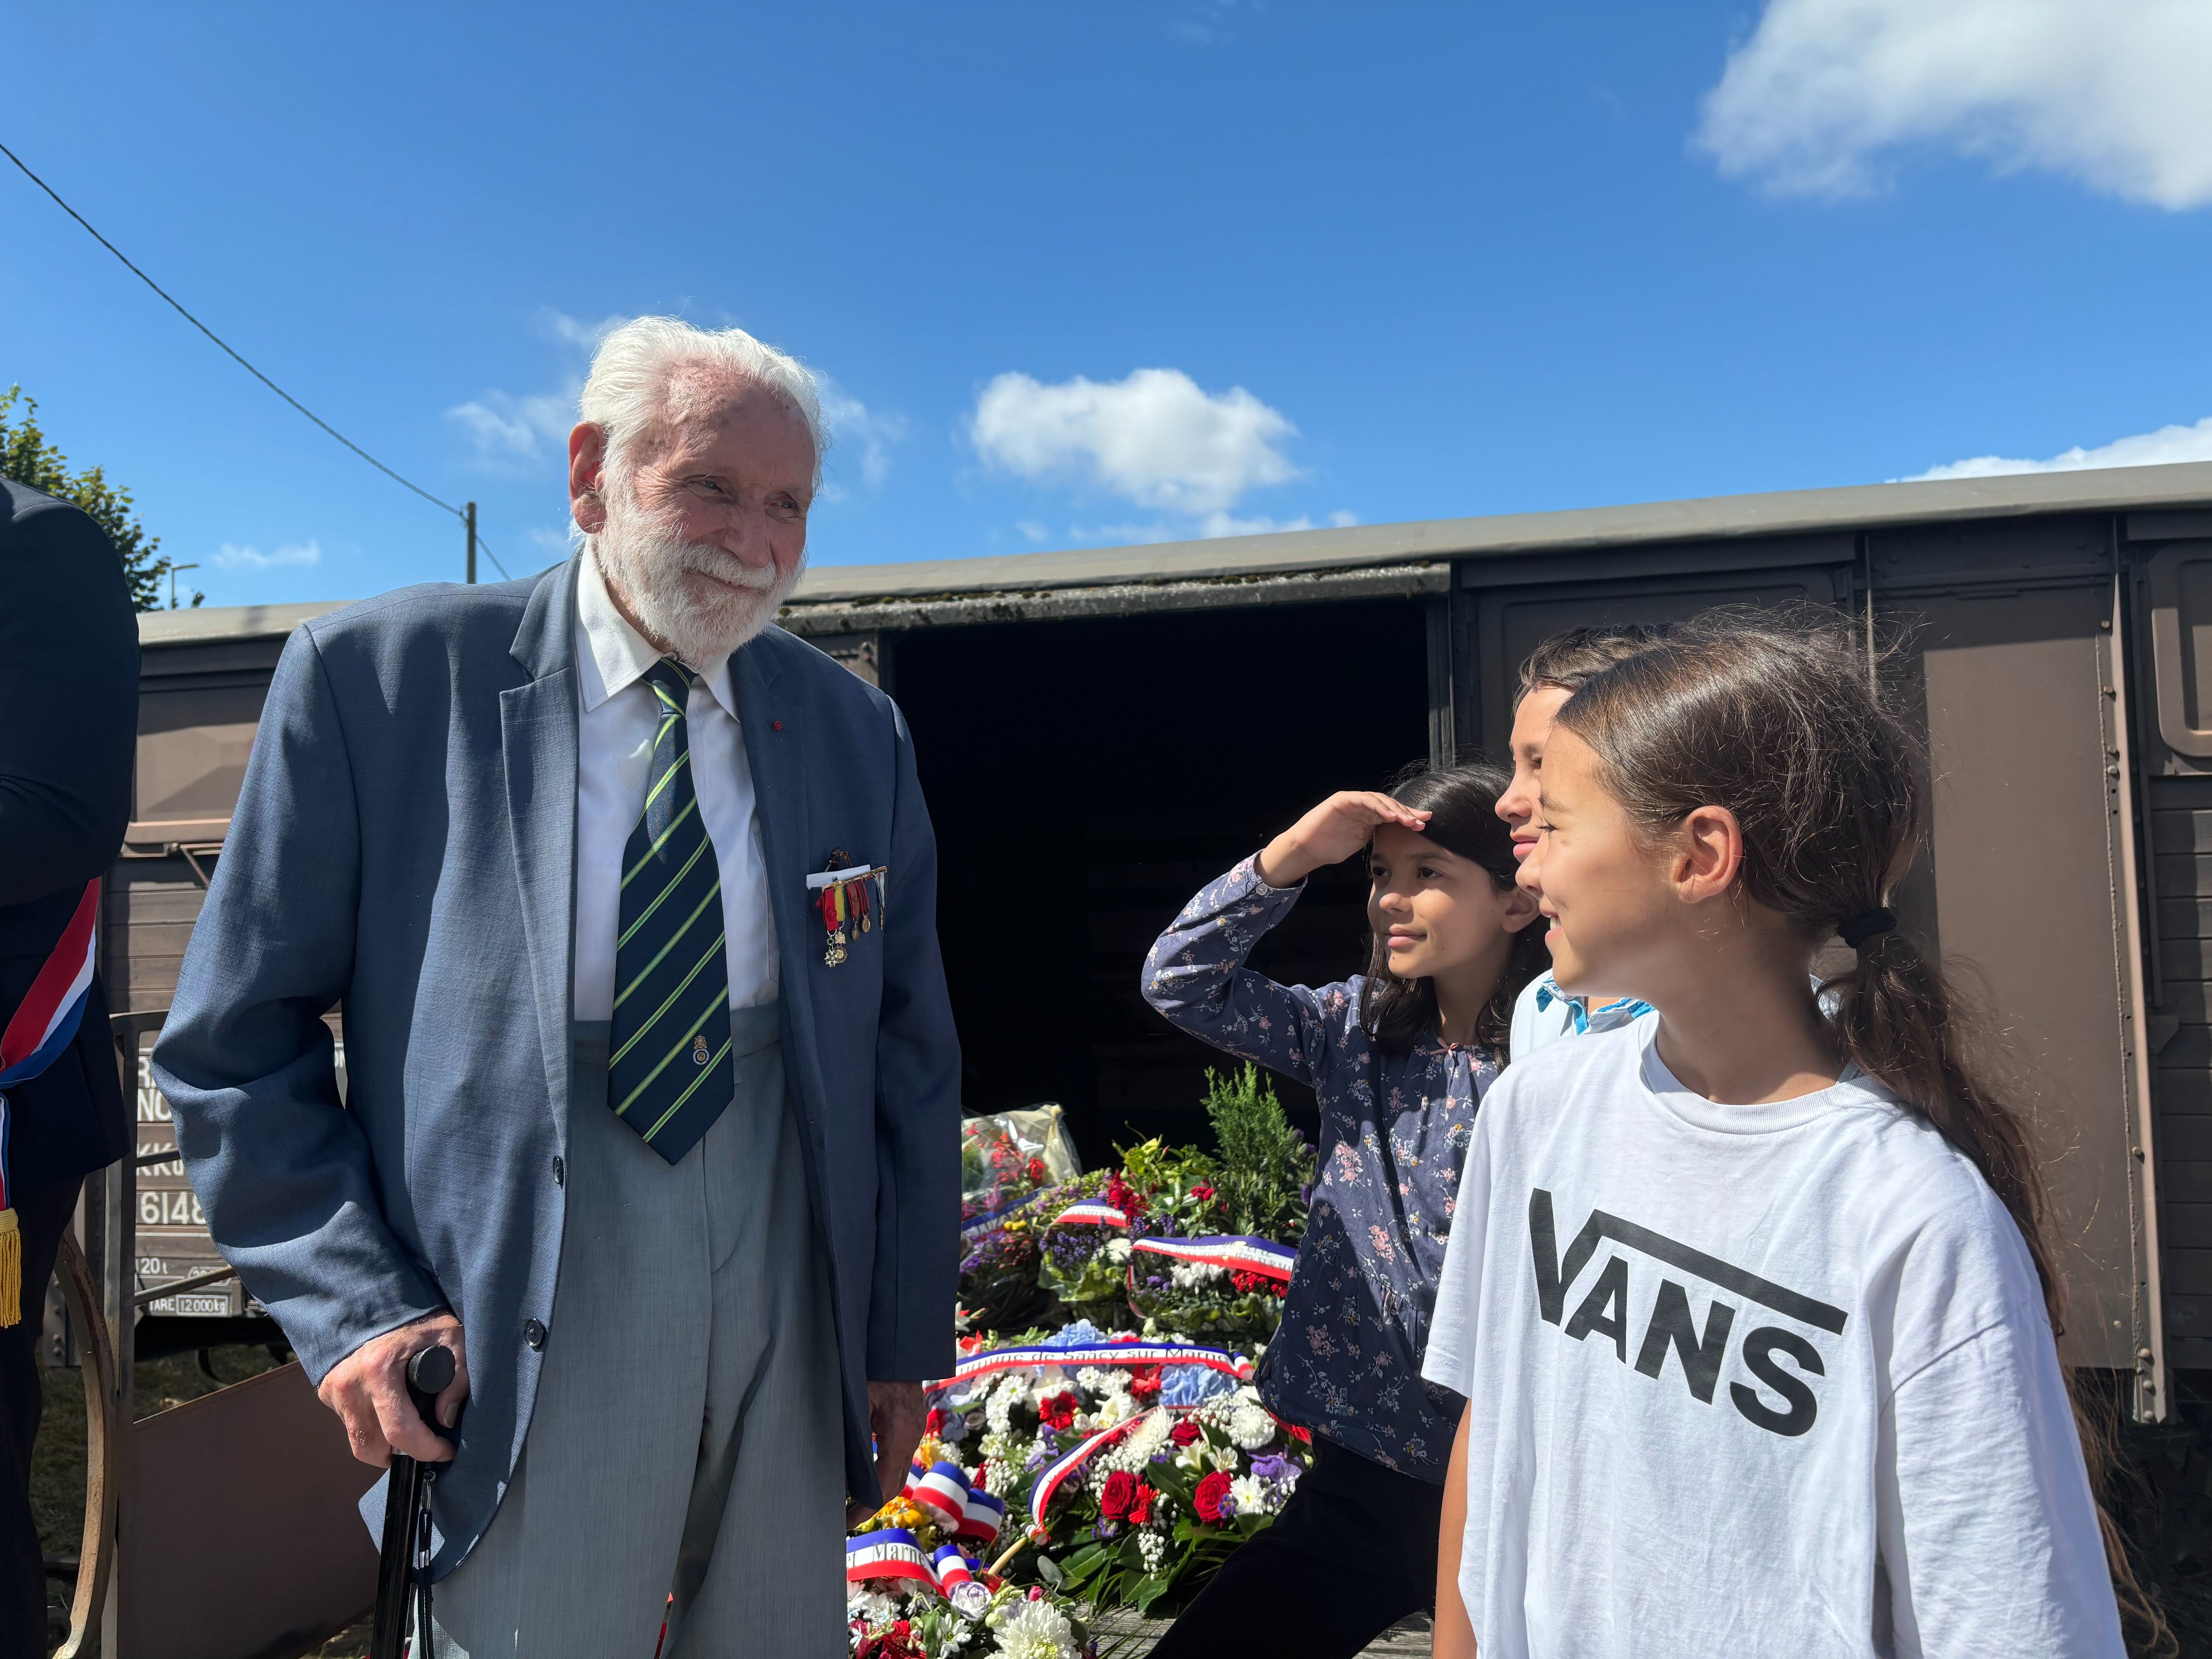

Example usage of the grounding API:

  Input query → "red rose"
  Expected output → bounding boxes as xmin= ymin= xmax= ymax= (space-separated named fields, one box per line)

xmin=1191 ymin=1183 xmax=1214 ymax=1201
xmin=1169 ymin=1420 xmax=1201 ymax=1447
xmin=1284 ymin=1422 xmax=1313 ymax=1444
xmin=1038 ymin=1392 xmax=1078 ymax=1431
xmin=1193 ymin=1470 xmax=1233 ymax=1525
xmin=1098 ymin=1469 xmax=1137 ymax=1521
xmin=925 ymin=1407 xmax=946 ymax=1436
xmin=1129 ymin=1482 xmax=1157 ymax=1525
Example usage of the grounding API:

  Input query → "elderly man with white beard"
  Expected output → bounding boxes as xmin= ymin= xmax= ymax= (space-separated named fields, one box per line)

xmin=152 ymin=317 xmax=962 ymax=1657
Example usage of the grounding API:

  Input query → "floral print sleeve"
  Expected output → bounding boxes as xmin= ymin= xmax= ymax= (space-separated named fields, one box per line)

xmin=1142 ymin=854 xmax=1498 ymax=1485
xmin=1139 ymin=854 xmax=1354 ymax=1088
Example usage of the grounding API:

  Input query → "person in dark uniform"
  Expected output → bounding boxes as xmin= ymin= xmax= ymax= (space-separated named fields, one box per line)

xmin=0 ymin=477 xmax=138 ymax=1653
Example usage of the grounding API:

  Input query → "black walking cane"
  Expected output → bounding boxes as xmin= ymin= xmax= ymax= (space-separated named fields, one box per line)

xmin=371 ymin=1343 xmax=457 ymax=1659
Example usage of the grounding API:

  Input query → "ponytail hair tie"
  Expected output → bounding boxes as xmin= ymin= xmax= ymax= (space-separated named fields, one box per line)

xmin=1839 ymin=907 xmax=1897 ymax=949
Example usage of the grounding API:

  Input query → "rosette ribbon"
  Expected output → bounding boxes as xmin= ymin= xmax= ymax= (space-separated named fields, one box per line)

xmin=1130 ymin=1234 xmax=1296 ymax=1283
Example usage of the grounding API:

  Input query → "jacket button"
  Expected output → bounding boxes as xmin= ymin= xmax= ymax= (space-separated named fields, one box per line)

xmin=552 ymin=1156 xmax=565 ymax=1187
xmin=524 ymin=1318 xmax=546 ymax=1350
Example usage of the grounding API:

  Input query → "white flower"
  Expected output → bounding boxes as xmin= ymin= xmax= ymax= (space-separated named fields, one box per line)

xmin=1228 ymin=1402 xmax=1277 ymax=1451
xmin=1169 ymin=1260 xmax=1230 ymax=1291
xmin=1105 ymin=1237 xmax=1133 ymax=1263
xmin=1077 ymin=1366 xmax=1131 ymax=1395
xmin=1102 ymin=1407 xmax=1171 ymax=1473
xmin=1229 ymin=1474 xmax=1274 ymax=1516
xmin=1086 ymin=1389 xmax=1137 ymax=1431
xmin=996 ymin=1596 xmax=1081 ymax=1659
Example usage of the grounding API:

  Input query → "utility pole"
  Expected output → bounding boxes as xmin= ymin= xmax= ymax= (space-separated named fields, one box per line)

xmin=165 ymin=561 xmax=198 ymax=610
xmin=466 ymin=501 xmax=478 ymax=585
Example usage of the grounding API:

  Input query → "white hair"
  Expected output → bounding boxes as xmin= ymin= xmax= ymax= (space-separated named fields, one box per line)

xmin=577 ymin=315 xmax=828 ymax=489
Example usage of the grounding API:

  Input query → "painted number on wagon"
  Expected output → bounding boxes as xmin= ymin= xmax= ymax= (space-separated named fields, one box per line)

xmin=140 ymin=1190 xmax=206 ymax=1228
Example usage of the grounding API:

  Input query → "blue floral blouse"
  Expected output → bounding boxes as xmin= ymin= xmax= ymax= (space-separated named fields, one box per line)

xmin=1141 ymin=855 xmax=1496 ymax=1483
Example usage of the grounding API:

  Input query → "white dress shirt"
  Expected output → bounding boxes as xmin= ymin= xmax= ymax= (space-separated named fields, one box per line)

xmin=571 ymin=550 xmax=780 ymax=1021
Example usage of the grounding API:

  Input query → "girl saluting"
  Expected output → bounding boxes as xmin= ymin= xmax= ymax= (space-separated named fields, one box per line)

xmin=1140 ymin=764 xmax=1548 ymax=1659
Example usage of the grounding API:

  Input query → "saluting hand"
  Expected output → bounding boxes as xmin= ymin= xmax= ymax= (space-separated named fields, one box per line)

xmin=1256 ymin=791 xmax=1432 ymax=889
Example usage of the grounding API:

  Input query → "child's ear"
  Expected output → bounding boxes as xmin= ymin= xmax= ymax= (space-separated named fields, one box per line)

xmin=1673 ymin=804 xmax=1743 ymax=904
xmin=1498 ymin=882 xmax=1544 ymax=933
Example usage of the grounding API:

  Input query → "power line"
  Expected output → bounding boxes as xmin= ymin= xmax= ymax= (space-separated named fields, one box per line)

xmin=0 ymin=138 xmax=508 ymax=580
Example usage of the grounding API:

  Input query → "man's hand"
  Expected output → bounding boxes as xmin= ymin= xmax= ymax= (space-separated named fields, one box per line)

xmin=316 ymin=1311 xmax=470 ymax=1469
xmin=847 ymin=1379 xmax=928 ymax=1528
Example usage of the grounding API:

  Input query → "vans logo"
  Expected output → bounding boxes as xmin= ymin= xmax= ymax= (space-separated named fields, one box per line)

xmin=1528 ymin=1188 xmax=1847 ymax=1439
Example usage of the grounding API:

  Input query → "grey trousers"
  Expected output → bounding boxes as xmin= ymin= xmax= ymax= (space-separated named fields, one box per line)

xmin=433 ymin=1003 xmax=848 ymax=1658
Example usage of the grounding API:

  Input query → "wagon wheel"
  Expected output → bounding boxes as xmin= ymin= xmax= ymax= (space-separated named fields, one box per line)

xmin=50 ymin=1228 xmax=119 ymax=1659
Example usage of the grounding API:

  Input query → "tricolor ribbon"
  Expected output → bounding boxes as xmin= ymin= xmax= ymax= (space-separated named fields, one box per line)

xmin=929 ymin=1544 xmax=975 ymax=1594
xmin=1048 ymin=1198 xmax=1129 ymax=1229
xmin=909 ymin=1461 xmax=972 ymax=1529
xmin=938 ymin=1339 xmax=1256 ymax=1390
xmin=1130 ymin=1234 xmax=1297 ymax=1284
xmin=845 ymin=1528 xmax=938 ymax=1590
xmin=1029 ymin=1406 xmax=1178 ymax=1527
xmin=0 ymin=879 xmax=99 ymax=1326
xmin=956 ymin=1487 xmax=1006 ymax=1545
xmin=960 ymin=1187 xmax=1049 ymax=1241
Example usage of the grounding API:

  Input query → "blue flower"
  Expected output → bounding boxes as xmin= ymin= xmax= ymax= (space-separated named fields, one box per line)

xmin=1160 ymin=1365 xmax=1238 ymax=1407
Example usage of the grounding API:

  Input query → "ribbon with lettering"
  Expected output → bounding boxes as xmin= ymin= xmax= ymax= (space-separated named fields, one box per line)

xmin=1048 ymin=1198 xmax=1129 ymax=1229
xmin=938 ymin=1338 xmax=1256 ymax=1390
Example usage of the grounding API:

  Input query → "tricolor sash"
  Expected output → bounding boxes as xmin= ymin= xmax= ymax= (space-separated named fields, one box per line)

xmin=0 ymin=879 xmax=100 ymax=1326
xmin=937 ymin=1338 xmax=1256 ymax=1390
xmin=1029 ymin=1406 xmax=1173 ymax=1527
xmin=1048 ymin=1198 xmax=1129 ymax=1229
xmin=845 ymin=1528 xmax=937 ymax=1590
xmin=1130 ymin=1234 xmax=1297 ymax=1283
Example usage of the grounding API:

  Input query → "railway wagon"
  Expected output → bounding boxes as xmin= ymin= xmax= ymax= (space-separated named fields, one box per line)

xmin=115 ymin=458 xmax=2212 ymax=1417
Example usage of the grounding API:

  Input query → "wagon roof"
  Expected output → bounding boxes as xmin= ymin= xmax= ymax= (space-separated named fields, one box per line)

xmin=141 ymin=457 xmax=2212 ymax=645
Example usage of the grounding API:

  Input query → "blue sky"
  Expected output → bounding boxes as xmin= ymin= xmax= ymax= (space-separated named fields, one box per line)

xmin=4 ymin=1 xmax=2209 ymax=608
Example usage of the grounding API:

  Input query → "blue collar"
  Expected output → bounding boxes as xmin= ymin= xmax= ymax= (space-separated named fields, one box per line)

xmin=1532 ymin=974 xmax=1654 ymax=1036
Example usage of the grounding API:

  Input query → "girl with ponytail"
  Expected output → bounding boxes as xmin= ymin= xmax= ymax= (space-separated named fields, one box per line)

xmin=1423 ymin=610 xmax=2161 ymax=1658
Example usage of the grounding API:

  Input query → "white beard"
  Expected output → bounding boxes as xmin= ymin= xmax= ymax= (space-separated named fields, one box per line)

xmin=588 ymin=487 xmax=803 ymax=665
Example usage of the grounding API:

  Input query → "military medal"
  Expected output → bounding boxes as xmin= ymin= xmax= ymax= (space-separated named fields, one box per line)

xmin=806 ymin=851 xmax=890 ymax=968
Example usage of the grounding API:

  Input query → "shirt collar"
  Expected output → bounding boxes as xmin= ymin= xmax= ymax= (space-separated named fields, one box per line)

xmin=575 ymin=548 xmax=737 ymax=718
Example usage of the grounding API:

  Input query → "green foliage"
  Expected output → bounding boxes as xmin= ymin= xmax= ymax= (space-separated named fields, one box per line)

xmin=1202 ymin=1064 xmax=1315 ymax=1241
xmin=0 ymin=384 xmax=188 ymax=611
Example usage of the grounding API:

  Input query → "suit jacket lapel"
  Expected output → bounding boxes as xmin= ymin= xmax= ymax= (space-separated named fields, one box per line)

xmin=502 ymin=559 xmax=581 ymax=1130
xmin=732 ymin=635 xmax=828 ymax=1141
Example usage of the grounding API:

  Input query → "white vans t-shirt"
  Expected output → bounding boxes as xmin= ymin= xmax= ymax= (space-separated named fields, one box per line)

xmin=1422 ymin=1020 xmax=2123 ymax=1659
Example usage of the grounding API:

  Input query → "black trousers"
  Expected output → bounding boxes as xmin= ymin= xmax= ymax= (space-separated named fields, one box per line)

xmin=1147 ymin=1436 xmax=1444 ymax=1659
xmin=1 ymin=1174 xmax=84 ymax=1659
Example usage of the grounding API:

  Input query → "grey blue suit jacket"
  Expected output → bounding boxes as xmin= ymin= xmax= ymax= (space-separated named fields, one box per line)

xmin=151 ymin=557 xmax=961 ymax=1571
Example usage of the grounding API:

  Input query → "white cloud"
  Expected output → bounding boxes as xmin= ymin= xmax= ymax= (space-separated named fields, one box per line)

xmin=972 ymin=368 xmax=1299 ymax=516
xmin=544 ymin=310 xmax=628 ymax=351
xmin=447 ymin=391 xmax=574 ymax=467
xmin=1017 ymin=520 xmax=1050 ymax=543
xmin=213 ymin=539 xmax=321 ymax=570
xmin=529 ymin=526 xmax=577 ymax=554
xmin=1909 ymin=415 xmax=2212 ymax=480
xmin=1696 ymin=0 xmax=2212 ymax=209
xmin=816 ymin=376 xmax=909 ymax=494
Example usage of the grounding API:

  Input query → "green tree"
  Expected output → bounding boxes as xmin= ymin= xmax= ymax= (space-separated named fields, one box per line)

xmin=0 ymin=384 xmax=194 ymax=611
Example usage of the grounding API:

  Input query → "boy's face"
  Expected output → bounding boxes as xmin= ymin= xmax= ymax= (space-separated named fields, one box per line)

xmin=1515 ymin=726 xmax=1679 ymax=1001
xmin=1496 ymin=685 xmax=1571 ymax=860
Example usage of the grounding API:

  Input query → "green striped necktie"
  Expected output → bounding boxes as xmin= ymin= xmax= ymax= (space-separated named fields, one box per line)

xmin=607 ymin=659 xmax=733 ymax=1163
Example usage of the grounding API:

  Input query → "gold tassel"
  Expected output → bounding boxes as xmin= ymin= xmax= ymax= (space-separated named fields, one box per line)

xmin=0 ymin=1209 xmax=19 ymax=1329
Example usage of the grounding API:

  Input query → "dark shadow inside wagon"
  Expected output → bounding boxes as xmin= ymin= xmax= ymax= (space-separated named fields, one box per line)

xmin=893 ymin=599 xmax=1430 ymax=1165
